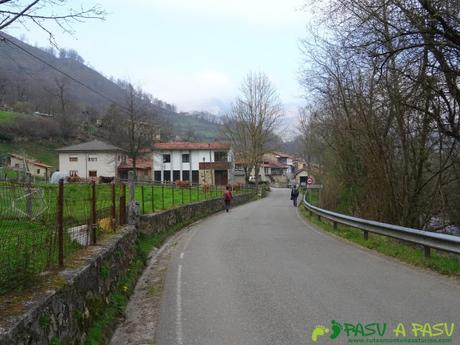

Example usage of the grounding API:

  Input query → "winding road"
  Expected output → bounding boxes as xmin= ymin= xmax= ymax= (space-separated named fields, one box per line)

xmin=151 ymin=188 xmax=460 ymax=345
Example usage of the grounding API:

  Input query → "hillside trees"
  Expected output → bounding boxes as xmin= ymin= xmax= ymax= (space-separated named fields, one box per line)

xmin=300 ymin=0 xmax=460 ymax=228
xmin=223 ymin=72 xmax=284 ymax=186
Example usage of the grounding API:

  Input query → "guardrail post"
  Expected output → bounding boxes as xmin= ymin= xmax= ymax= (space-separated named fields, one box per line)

xmin=317 ymin=214 xmax=321 ymax=221
xmin=57 ymin=178 xmax=64 ymax=267
xmin=424 ymin=246 xmax=431 ymax=258
xmin=333 ymin=221 xmax=338 ymax=230
xmin=363 ymin=230 xmax=369 ymax=241
xmin=91 ymin=180 xmax=97 ymax=245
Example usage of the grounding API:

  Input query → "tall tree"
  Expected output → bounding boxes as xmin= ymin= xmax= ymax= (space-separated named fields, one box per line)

xmin=102 ymin=82 xmax=158 ymax=179
xmin=223 ymin=72 xmax=284 ymax=186
xmin=299 ymin=0 xmax=460 ymax=228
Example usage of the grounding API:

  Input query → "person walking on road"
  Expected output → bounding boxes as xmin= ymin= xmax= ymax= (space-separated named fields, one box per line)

xmin=223 ymin=185 xmax=233 ymax=212
xmin=290 ymin=184 xmax=299 ymax=207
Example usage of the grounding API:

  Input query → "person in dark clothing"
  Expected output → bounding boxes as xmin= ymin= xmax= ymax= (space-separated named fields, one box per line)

xmin=223 ymin=185 xmax=233 ymax=212
xmin=290 ymin=184 xmax=299 ymax=207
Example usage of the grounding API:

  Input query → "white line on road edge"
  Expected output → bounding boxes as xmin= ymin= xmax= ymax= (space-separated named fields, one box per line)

xmin=176 ymin=264 xmax=184 ymax=345
xmin=180 ymin=252 xmax=184 ymax=259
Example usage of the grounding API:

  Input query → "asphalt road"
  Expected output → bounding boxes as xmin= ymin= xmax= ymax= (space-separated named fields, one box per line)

xmin=155 ymin=188 xmax=460 ymax=345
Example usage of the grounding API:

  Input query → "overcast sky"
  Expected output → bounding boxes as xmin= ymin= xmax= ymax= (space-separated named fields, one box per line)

xmin=5 ymin=0 xmax=310 ymax=119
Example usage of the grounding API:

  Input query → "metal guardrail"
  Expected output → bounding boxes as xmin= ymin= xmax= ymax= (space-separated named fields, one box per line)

xmin=302 ymin=194 xmax=460 ymax=257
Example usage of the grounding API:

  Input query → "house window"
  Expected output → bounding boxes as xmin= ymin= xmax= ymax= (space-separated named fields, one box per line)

xmin=69 ymin=170 xmax=78 ymax=177
xmin=214 ymin=151 xmax=227 ymax=162
xmin=37 ymin=169 xmax=40 ymax=174
xmin=164 ymin=171 xmax=171 ymax=182
xmin=69 ymin=156 xmax=78 ymax=162
xmin=192 ymin=170 xmax=199 ymax=184
xmin=154 ymin=171 xmax=161 ymax=182
xmin=173 ymin=170 xmax=180 ymax=182
xmin=14 ymin=163 xmax=20 ymax=168
xmin=182 ymin=154 xmax=190 ymax=163
xmin=88 ymin=156 xmax=97 ymax=162
xmin=182 ymin=171 xmax=190 ymax=181
xmin=163 ymin=154 xmax=171 ymax=163
xmin=89 ymin=170 xmax=97 ymax=177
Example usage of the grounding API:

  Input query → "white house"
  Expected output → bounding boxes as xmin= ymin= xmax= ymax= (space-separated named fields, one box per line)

xmin=56 ymin=140 xmax=126 ymax=179
xmin=7 ymin=153 xmax=52 ymax=179
xmin=152 ymin=142 xmax=233 ymax=185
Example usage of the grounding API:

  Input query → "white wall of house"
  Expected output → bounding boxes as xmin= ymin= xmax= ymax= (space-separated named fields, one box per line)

xmin=58 ymin=152 xmax=125 ymax=178
xmin=295 ymin=170 xmax=309 ymax=186
xmin=152 ymin=149 xmax=232 ymax=182
xmin=8 ymin=156 xmax=49 ymax=178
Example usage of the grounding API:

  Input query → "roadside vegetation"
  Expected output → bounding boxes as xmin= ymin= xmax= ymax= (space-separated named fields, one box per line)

xmin=0 ymin=182 xmax=238 ymax=295
xmin=298 ymin=1 xmax=460 ymax=232
xmin=299 ymin=195 xmax=460 ymax=277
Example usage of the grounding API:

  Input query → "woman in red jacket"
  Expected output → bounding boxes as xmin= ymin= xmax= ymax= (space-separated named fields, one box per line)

xmin=223 ymin=185 xmax=233 ymax=212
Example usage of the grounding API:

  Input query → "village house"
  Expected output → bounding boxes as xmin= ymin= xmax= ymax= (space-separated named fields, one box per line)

xmin=241 ymin=151 xmax=295 ymax=186
xmin=293 ymin=168 xmax=310 ymax=186
xmin=118 ymin=158 xmax=152 ymax=181
xmin=7 ymin=153 xmax=52 ymax=179
xmin=56 ymin=140 xmax=127 ymax=179
xmin=152 ymin=142 xmax=233 ymax=185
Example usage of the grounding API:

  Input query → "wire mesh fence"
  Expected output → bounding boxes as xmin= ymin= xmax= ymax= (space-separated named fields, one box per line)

xmin=0 ymin=180 xmax=125 ymax=295
xmin=132 ymin=181 xmax=256 ymax=215
xmin=0 ymin=179 xmax=256 ymax=295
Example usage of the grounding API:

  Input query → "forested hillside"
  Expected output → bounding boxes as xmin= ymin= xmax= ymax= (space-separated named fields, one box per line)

xmin=0 ymin=33 xmax=222 ymax=153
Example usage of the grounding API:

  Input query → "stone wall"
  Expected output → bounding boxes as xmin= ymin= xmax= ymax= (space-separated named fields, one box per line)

xmin=0 ymin=226 xmax=138 ymax=345
xmin=140 ymin=192 xmax=257 ymax=235
xmin=0 ymin=192 xmax=257 ymax=345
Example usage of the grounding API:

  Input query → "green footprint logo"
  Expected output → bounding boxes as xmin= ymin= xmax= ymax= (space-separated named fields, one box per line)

xmin=330 ymin=320 xmax=342 ymax=339
xmin=311 ymin=325 xmax=330 ymax=342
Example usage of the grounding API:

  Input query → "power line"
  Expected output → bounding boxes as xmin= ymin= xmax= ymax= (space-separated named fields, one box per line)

xmin=0 ymin=33 xmax=129 ymax=112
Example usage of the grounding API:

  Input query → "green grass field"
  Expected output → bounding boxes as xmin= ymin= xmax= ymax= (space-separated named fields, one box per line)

xmin=0 ymin=111 xmax=18 ymax=123
xmin=0 ymin=182 xmax=251 ymax=294
xmin=0 ymin=141 xmax=59 ymax=169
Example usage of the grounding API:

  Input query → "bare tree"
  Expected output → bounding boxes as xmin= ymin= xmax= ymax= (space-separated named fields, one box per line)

xmin=0 ymin=1 xmax=105 ymax=45
xmin=298 ymin=0 xmax=460 ymax=228
xmin=223 ymin=72 xmax=284 ymax=187
xmin=102 ymin=82 xmax=158 ymax=179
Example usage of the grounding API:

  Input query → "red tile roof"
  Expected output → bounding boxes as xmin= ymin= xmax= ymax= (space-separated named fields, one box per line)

xmin=153 ymin=141 xmax=230 ymax=150
xmin=8 ymin=153 xmax=52 ymax=168
xmin=272 ymin=151 xmax=294 ymax=159
xmin=261 ymin=161 xmax=287 ymax=169
xmin=118 ymin=158 xmax=152 ymax=170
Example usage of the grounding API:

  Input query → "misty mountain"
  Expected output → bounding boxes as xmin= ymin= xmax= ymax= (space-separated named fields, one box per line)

xmin=0 ymin=33 xmax=221 ymax=140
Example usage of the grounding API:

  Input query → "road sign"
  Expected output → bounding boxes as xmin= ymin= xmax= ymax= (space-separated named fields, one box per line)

xmin=307 ymin=176 xmax=314 ymax=185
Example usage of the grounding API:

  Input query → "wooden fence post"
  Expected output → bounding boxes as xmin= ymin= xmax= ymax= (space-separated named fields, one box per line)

xmin=57 ymin=179 xmax=64 ymax=267
xmin=152 ymin=185 xmax=155 ymax=213
xmin=141 ymin=184 xmax=145 ymax=215
xmin=119 ymin=184 xmax=126 ymax=225
xmin=91 ymin=181 xmax=97 ymax=245
xmin=111 ymin=182 xmax=116 ymax=230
